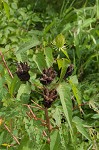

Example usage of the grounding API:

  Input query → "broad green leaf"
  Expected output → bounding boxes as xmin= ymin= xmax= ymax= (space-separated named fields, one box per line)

xmin=73 ymin=116 xmax=91 ymax=141
xmin=59 ymin=126 xmax=67 ymax=149
xmin=44 ymin=47 xmax=54 ymax=67
xmin=69 ymin=75 xmax=78 ymax=85
xmin=33 ymin=52 xmax=47 ymax=73
xmin=57 ymin=82 xmax=73 ymax=132
xmin=17 ymin=136 xmax=32 ymax=150
xmin=0 ymin=132 xmax=4 ymax=144
xmin=50 ymin=130 xmax=61 ymax=150
xmin=92 ymin=114 xmax=99 ymax=119
xmin=57 ymin=59 xmax=63 ymax=69
xmin=55 ymin=33 xmax=65 ymax=48
xmin=41 ymin=143 xmax=50 ymax=150
xmin=52 ymin=108 xmax=61 ymax=127
xmin=17 ymin=83 xmax=31 ymax=99
xmin=3 ymin=1 xmax=10 ymax=19
xmin=16 ymin=38 xmax=41 ymax=54
xmin=9 ymin=76 xmax=20 ymax=97
xmin=69 ymin=76 xmax=82 ymax=106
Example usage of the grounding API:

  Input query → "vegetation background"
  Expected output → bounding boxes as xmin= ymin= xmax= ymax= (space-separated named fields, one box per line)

xmin=0 ymin=0 xmax=99 ymax=149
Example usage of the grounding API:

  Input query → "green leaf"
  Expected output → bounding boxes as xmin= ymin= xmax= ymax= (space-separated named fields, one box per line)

xmin=96 ymin=0 xmax=99 ymax=19
xmin=92 ymin=114 xmax=99 ymax=119
xmin=17 ymin=136 xmax=32 ymax=150
xmin=41 ymin=143 xmax=50 ymax=150
xmin=9 ymin=76 xmax=20 ymax=97
xmin=69 ymin=76 xmax=82 ymax=106
xmin=44 ymin=47 xmax=54 ymax=68
xmin=16 ymin=38 xmax=41 ymax=54
xmin=33 ymin=52 xmax=47 ymax=73
xmin=44 ymin=20 xmax=55 ymax=34
xmin=60 ymin=48 xmax=70 ymax=60
xmin=81 ymin=18 xmax=96 ymax=28
xmin=50 ymin=130 xmax=61 ymax=150
xmin=55 ymin=33 xmax=65 ymax=48
xmin=83 ymin=53 xmax=99 ymax=69
xmin=57 ymin=59 xmax=63 ymax=70
xmin=59 ymin=58 xmax=69 ymax=82
xmin=57 ymin=82 xmax=73 ymax=132
xmin=52 ymin=108 xmax=61 ymax=127
xmin=17 ymin=83 xmax=31 ymax=99
xmin=73 ymin=116 xmax=91 ymax=141
xmin=0 ymin=132 xmax=4 ymax=145
xmin=3 ymin=1 xmax=10 ymax=19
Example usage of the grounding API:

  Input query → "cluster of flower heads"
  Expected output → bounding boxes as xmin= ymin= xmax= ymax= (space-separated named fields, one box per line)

xmin=16 ymin=62 xmax=74 ymax=108
xmin=40 ymin=67 xmax=57 ymax=108
xmin=16 ymin=62 xmax=30 ymax=81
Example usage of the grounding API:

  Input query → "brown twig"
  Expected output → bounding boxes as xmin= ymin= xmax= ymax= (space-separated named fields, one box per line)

xmin=42 ymin=130 xmax=48 ymax=137
xmin=45 ymin=107 xmax=52 ymax=132
xmin=0 ymin=51 xmax=13 ymax=78
xmin=73 ymin=102 xmax=88 ymax=110
xmin=23 ymin=104 xmax=40 ymax=110
xmin=4 ymin=124 xmax=20 ymax=145
xmin=27 ymin=105 xmax=37 ymax=120
xmin=24 ymin=104 xmax=46 ymax=125
xmin=26 ymin=111 xmax=46 ymax=127
xmin=31 ymin=100 xmax=45 ymax=111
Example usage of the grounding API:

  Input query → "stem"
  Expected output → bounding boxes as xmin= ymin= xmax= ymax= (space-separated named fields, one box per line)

xmin=31 ymin=100 xmax=45 ymax=111
xmin=45 ymin=107 xmax=52 ymax=133
xmin=0 ymin=51 xmax=13 ymax=78
xmin=27 ymin=105 xmax=37 ymax=120
xmin=4 ymin=124 xmax=20 ymax=145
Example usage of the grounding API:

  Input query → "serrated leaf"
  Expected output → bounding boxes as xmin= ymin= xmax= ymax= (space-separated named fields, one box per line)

xmin=52 ymin=108 xmax=61 ymax=127
xmin=3 ymin=1 xmax=10 ymax=19
xmin=17 ymin=83 xmax=31 ymax=99
xmin=73 ymin=116 xmax=91 ymax=141
xmin=0 ymin=132 xmax=4 ymax=144
xmin=57 ymin=82 xmax=73 ymax=132
xmin=69 ymin=76 xmax=82 ymax=106
xmin=9 ymin=76 xmax=20 ymax=97
xmin=44 ymin=47 xmax=54 ymax=67
xmin=50 ymin=130 xmax=61 ymax=150
xmin=17 ymin=136 xmax=32 ymax=150
xmin=16 ymin=38 xmax=41 ymax=54
xmin=33 ymin=52 xmax=47 ymax=73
